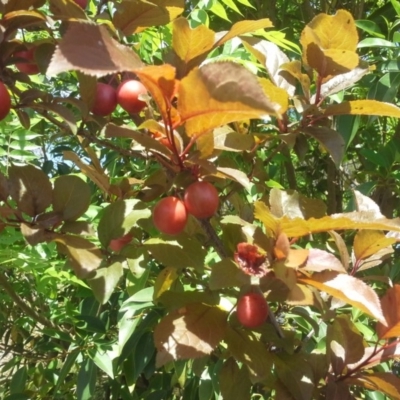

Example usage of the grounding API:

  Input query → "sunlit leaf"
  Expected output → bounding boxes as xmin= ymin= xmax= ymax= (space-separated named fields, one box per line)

xmin=298 ymin=271 xmax=386 ymax=324
xmin=178 ymin=61 xmax=280 ymax=136
xmin=154 ymin=303 xmax=227 ymax=367
xmin=113 ymin=0 xmax=184 ymax=35
xmin=345 ymin=373 xmax=400 ymax=399
xmin=324 ymin=100 xmax=400 ymax=118
xmin=153 ymin=267 xmax=179 ymax=301
xmin=87 ymin=262 xmax=123 ymax=305
xmin=209 ymin=258 xmax=250 ymax=290
xmin=353 ymin=230 xmax=396 ymax=261
xmin=302 ymin=249 xmax=346 ymax=273
xmin=377 ymin=285 xmax=400 ymax=339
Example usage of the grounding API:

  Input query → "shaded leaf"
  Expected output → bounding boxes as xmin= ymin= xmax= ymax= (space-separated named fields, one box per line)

xmin=63 ymin=151 xmax=110 ymax=193
xmin=213 ymin=126 xmax=255 ymax=152
xmin=20 ymin=223 xmax=47 ymax=246
xmin=49 ymin=0 xmax=87 ymax=19
xmin=113 ymin=0 xmax=184 ymax=35
xmin=377 ymin=285 xmax=400 ymax=339
xmin=353 ymin=230 xmax=396 ymax=261
xmin=77 ymin=357 xmax=97 ymax=400
xmin=144 ymin=237 xmax=207 ymax=270
xmin=53 ymin=175 xmax=91 ymax=222
xmin=326 ymin=315 xmax=365 ymax=375
xmin=280 ymin=60 xmax=310 ymax=99
xmin=154 ymin=303 xmax=227 ymax=367
xmin=98 ymin=199 xmax=150 ymax=248
xmin=298 ymin=271 xmax=386 ymax=324
xmin=32 ymin=102 xmax=77 ymax=134
xmin=178 ymin=61 xmax=280 ymax=136
xmin=0 ymin=171 xmax=9 ymax=201
xmin=273 ymin=353 xmax=314 ymax=400
xmin=52 ymin=234 xmax=103 ymax=279
xmin=219 ymin=358 xmax=252 ymax=400
xmin=225 ymin=326 xmax=273 ymax=383
xmin=259 ymin=78 xmax=289 ymax=114
xmin=8 ymin=164 xmax=52 ymax=217
xmin=209 ymin=258 xmax=250 ymax=290
xmin=47 ymin=22 xmax=143 ymax=77
xmin=87 ymin=262 xmax=123 ymax=305
xmin=302 ymin=126 xmax=345 ymax=166
xmin=217 ymin=167 xmax=251 ymax=189
xmin=324 ymin=100 xmax=400 ymax=118
xmin=345 ymin=372 xmax=400 ymax=399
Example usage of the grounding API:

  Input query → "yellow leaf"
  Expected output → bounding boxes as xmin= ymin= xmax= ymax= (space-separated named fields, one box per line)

xmin=214 ymin=18 xmax=274 ymax=48
xmin=280 ymin=60 xmax=310 ymax=99
xmin=259 ymin=78 xmax=289 ymax=114
xmin=153 ymin=267 xmax=179 ymax=301
xmin=324 ymin=100 xmax=400 ymax=118
xmin=353 ymin=230 xmax=396 ymax=261
xmin=172 ymin=17 xmax=214 ymax=67
xmin=178 ymin=61 xmax=280 ymax=136
xmin=307 ymin=9 xmax=358 ymax=52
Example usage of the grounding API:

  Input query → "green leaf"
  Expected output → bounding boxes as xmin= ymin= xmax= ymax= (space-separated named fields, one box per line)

xmin=358 ymin=38 xmax=397 ymax=48
xmin=77 ymin=358 xmax=97 ymax=400
xmin=89 ymin=347 xmax=115 ymax=379
xmin=355 ymin=20 xmax=385 ymax=38
xmin=219 ymin=358 xmax=252 ymax=400
xmin=53 ymin=175 xmax=91 ymax=221
xmin=53 ymin=348 xmax=80 ymax=395
xmin=97 ymin=199 xmax=150 ymax=248
xmin=10 ymin=366 xmax=27 ymax=395
xmin=87 ymin=261 xmax=124 ymax=305
xmin=8 ymin=164 xmax=52 ymax=217
xmin=391 ymin=0 xmax=400 ymax=15
xmin=209 ymin=258 xmax=250 ymax=290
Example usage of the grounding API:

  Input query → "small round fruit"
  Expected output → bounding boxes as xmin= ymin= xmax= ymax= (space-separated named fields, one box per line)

xmin=73 ymin=0 xmax=88 ymax=8
xmin=153 ymin=196 xmax=188 ymax=235
xmin=0 ymin=82 xmax=11 ymax=121
xmin=91 ymin=83 xmax=117 ymax=116
xmin=184 ymin=181 xmax=219 ymax=219
xmin=116 ymin=80 xmax=147 ymax=114
xmin=236 ymin=292 xmax=268 ymax=328
xmin=109 ymin=233 xmax=133 ymax=252
xmin=14 ymin=48 xmax=39 ymax=75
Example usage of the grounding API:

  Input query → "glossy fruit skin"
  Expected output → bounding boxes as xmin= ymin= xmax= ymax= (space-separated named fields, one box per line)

xmin=184 ymin=181 xmax=219 ymax=219
xmin=0 ymin=82 xmax=11 ymax=121
xmin=73 ymin=0 xmax=88 ymax=8
xmin=116 ymin=80 xmax=147 ymax=114
xmin=109 ymin=233 xmax=133 ymax=252
xmin=236 ymin=292 xmax=268 ymax=328
xmin=91 ymin=83 xmax=117 ymax=116
xmin=14 ymin=48 xmax=39 ymax=75
xmin=153 ymin=196 xmax=188 ymax=235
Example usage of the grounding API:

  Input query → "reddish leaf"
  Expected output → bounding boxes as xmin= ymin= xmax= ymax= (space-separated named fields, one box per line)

xmin=326 ymin=315 xmax=365 ymax=375
xmin=49 ymin=0 xmax=87 ymax=19
xmin=0 ymin=171 xmax=9 ymax=201
xmin=178 ymin=61 xmax=280 ymax=136
xmin=52 ymin=234 xmax=103 ymax=279
xmin=154 ymin=303 xmax=227 ymax=367
xmin=234 ymin=243 xmax=268 ymax=277
xmin=47 ymin=22 xmax=143 ymax=77
xmin=20 ymin=223 xmax=47 ymax=246
xmin=302 ymin=249 xmax=346 ymax=273
xmin=8 ymin=164 xmax=52 ymax=217
xmin=298 ymin=271 xmax=386 ymax=324
xmin=302 ymin=126 xmax=345 ymax=166
xmin=345 ymin=372 xmax=400 ymax=399
xmin=63 ymin=151 xmax=110 ymax=193
xmin=53 ymin=175 xmax=91 ymax=222
xmin=377 ymin=285 xmax=400 ymax=339
xmin=1 ymin=10 xmax=47 ymax=36
xmin=113 ymin=0 xmax=184 ymax=35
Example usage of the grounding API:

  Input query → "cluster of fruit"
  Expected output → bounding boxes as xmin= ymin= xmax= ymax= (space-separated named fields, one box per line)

xmin=152 ymin=181 xmax=219 ymax=235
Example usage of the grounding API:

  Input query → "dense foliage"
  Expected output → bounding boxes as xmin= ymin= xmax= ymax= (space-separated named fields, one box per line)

xmin=2 ymin=0 xmax=400 ymax=399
